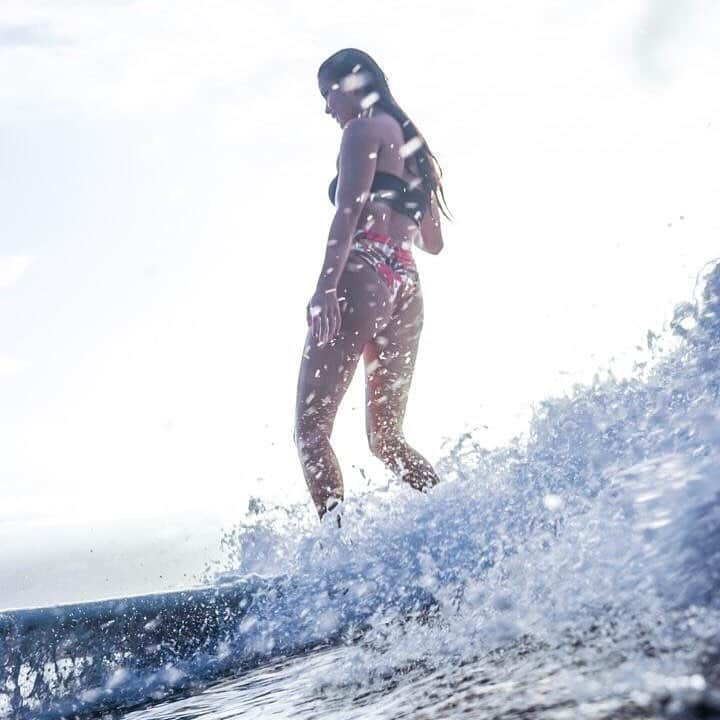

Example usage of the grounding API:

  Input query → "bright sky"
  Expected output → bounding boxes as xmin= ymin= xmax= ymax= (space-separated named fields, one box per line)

xmin=1 ymin=0 xmax=719 ymax=607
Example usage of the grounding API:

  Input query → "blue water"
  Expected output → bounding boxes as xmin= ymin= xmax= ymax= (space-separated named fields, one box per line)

xmin=2 ymin=261 xmax=719 ymax=719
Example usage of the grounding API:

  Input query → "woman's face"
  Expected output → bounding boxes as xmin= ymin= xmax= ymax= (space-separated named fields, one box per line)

xmin=318 ymin=74 xmax=363 ymax=129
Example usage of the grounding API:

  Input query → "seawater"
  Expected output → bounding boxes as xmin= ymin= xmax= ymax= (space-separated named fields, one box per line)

xmin=3 ymin=261 xmax=719 ymax=719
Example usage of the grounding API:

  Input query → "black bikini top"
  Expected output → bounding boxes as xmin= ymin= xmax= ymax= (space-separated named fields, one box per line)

xmin=328 ymin=170 xmax=428 ymax=224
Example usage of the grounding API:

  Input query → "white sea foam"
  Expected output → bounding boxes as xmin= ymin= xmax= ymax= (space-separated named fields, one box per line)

xmin=208 ymin=261 xmax=720 ymax=713
xmin=4 ymin=263 xmax=718 ymax=720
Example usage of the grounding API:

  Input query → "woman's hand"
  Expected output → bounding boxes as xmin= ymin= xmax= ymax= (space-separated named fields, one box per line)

xmin=307 ymin=287 xmax=342 ymax=345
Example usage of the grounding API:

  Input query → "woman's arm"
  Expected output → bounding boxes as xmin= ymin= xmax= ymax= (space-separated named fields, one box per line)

xmin=414 ymin=192 xmax=444 ymax=254
xmin=308 ymin=118 xmax=378 ymax=345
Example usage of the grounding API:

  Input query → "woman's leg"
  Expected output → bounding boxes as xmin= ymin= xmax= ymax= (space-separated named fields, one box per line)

xmin=364 ymin=283 xmax=440 ymax=491
xmin=294 ymin=258 xmax=392 ymax=520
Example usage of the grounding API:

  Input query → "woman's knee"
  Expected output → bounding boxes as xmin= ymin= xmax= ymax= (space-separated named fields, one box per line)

xmin=294 ymin=417 xmax=331 ymax=455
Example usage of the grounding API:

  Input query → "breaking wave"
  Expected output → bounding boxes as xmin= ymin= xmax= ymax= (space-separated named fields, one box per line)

xmin=2 ymin=260 xmax=719 ymax=719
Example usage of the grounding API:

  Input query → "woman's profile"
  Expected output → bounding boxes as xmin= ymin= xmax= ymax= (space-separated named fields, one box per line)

xmin=294 ymin=48 xmax=452 ymax=524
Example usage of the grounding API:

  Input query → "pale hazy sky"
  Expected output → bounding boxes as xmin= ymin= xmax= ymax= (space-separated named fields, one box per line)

xmin=1 ymin=0 xmax=719 ymax=607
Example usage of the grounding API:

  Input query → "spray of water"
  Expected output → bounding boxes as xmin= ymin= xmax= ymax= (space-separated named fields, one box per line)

xmin=208 ymin=259 xmax=720 ymax=714
xmin=2 ymin=261 xmax=718 ymax=719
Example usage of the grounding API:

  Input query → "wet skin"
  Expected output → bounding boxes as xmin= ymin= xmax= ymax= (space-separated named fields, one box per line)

xmin=294 ymin=76 xmax=442 ymax=521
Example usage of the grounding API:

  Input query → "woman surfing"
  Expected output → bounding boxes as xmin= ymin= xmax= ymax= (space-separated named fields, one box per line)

xmin=294 ymin=48 xmax=452 ymax=524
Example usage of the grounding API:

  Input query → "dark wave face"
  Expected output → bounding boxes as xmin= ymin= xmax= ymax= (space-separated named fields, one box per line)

xmin=2 ymin=262 xmax=719 ymax=720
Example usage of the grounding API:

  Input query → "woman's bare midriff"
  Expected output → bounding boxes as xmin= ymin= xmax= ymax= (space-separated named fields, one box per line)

xmin=355 ymin=199 xmax=421 ymax=247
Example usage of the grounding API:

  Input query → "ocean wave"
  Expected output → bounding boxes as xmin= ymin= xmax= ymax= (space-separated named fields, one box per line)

xmin=2 ymin=260 xmax=719 ymax=719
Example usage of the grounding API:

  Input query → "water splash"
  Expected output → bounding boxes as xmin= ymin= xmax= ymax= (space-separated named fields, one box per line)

xmin=2 ymin=261 xmax=719 ymax=719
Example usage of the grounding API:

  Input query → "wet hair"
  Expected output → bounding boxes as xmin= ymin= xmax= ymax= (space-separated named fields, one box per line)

xmin=318 ymin=48 xmax=453 ymax=221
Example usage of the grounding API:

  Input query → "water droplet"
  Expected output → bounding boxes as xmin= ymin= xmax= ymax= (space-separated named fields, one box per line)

xmin=399 ymin=136 xmax=423 ymax=158
xmin=361 ymin=91 xmax=380 ymax=110
xmin=543 ymin=494 xmax=564 ymax=511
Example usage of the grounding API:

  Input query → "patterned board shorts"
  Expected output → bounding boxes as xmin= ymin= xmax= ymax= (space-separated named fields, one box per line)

xmin=349 ymin=229 xmax=420 ymax=305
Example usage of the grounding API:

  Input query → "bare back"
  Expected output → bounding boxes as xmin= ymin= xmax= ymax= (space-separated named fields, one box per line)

xmin=335 ymin=110 xmax=425 ymax=246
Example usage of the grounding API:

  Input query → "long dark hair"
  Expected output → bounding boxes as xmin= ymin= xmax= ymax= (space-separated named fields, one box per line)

xmin=318 ymin=48 xmax=453 ymax=221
